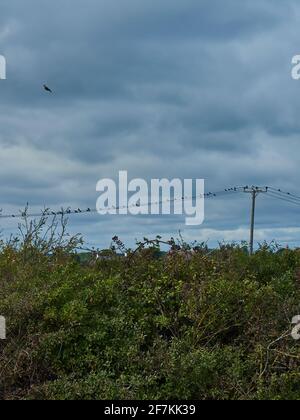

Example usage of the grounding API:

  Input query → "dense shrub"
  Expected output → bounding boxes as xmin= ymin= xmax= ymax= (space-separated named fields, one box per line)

xmin=0 ymin=219 xmax=300 ymax=400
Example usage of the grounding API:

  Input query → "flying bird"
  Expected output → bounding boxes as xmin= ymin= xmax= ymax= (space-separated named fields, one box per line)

xmin=43 ymin=84 xmax=53 ymax=93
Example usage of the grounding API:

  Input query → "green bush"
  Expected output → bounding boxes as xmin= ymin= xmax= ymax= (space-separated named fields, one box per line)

xmin=0 ymin=219 xmax=300 ymax=400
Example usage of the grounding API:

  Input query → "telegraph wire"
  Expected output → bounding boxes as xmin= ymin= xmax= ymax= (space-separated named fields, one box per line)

xmin=265 ymin=191 xmax=300 ymax=207
xmin=0 ymin=187 xmax=241 ymax=221
xmin=3 ymin=185 xmax=300 ymax=222
xmin=268 ymin=187 xmax=300 ymax=203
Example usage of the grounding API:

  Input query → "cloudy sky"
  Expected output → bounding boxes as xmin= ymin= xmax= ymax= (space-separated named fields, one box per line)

xmin=1 ymin=0 xmax=300 ymax=249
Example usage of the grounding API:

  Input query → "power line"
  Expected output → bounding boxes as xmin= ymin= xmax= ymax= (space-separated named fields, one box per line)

xmin=265 ymin=191 xmax=300 ymax=207
xmin=268 ymin=187 xmax=300 ymax=202
xmin=3 ymin=184 xmax=300 ymax=255
xmin=0 ymin=187 xmax=241 ymax=221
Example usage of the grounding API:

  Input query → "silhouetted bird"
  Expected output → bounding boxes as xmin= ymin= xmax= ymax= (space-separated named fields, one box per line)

xmin=43 ymin=84 xmax=53 ymax=93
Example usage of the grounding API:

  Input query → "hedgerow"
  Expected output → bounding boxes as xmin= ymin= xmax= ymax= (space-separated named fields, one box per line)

xmin=0 ymin=216 xmax=300 ymax=400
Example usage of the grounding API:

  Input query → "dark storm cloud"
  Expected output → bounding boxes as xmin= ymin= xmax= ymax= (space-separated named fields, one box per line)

xmin=1 ymin=0 xmax=300 ymax=248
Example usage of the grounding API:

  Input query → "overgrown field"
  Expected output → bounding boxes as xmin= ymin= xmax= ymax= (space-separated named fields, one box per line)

xmin=0 ymin=218 xmax=300 ymax=400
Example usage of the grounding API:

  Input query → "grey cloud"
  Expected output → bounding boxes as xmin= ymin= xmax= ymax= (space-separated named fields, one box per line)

xmin=1 ymin=0 xmax=300 ymax=248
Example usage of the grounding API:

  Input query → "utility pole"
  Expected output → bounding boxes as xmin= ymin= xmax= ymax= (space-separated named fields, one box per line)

xmin=243 ymin=186 xmax=268 ymax=255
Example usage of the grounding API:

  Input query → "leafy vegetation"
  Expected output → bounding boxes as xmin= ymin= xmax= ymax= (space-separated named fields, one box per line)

xmin=0 ymin=216 xmax=300 ymax=400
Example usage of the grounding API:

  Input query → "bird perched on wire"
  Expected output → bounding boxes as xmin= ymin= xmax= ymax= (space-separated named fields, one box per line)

xmin=43 ymin=84 xmax=53 ymax=93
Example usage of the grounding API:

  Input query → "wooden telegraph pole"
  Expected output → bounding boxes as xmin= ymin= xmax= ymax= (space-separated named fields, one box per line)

xmin=243 ymin=186 xmax=268 ymax=255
